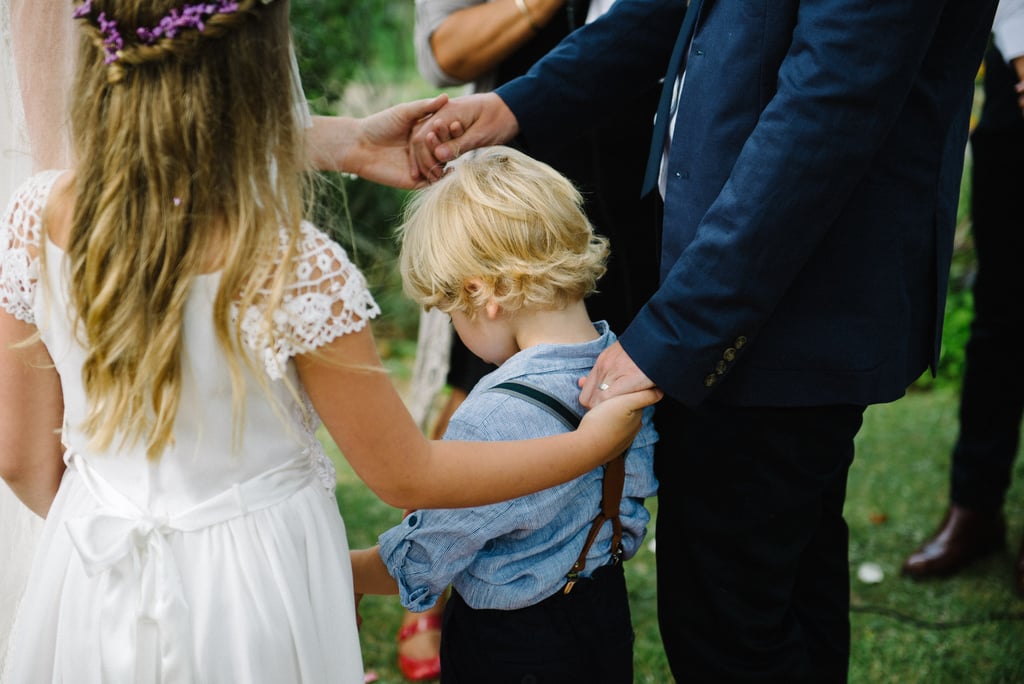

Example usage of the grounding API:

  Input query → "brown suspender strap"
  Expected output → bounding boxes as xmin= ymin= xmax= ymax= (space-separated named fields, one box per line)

xmin=563 ymin=453 xmax=625 ymax=594
xmin=489 ymin=381 xmax=631 ymax=595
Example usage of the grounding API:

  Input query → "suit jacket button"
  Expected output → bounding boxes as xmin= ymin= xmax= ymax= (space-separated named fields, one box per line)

xmin=704 ymin=374 xmax=717 ymax=387
xmin=723 ymin=348 xmax=736 ymax=361
xmin=734 ymin=336 xmax=747 ymax=349
xmin=715 ymin=360 xmax=727 ymax=374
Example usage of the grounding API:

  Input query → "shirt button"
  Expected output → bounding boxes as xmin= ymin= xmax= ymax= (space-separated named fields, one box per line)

xmin=407 ymin=514 xmax=418 ymax=527
xmin=734 ymin=336 xmax=748 ymax=349
xmin=715 ymin=360 xmax=727 ymax=374
xmin=723 ymin=348 xmax=736 ymax=361
xmin=704 ymin=374 xmax=717 ymax=387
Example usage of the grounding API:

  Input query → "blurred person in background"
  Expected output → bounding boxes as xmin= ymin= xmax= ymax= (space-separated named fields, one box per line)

xmin=902 ymin=0 xmax=1024 ymax=595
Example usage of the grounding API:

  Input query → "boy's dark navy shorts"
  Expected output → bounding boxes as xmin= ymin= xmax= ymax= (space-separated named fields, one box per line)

xmin=439 ymin=562 xmax=634 ymax=683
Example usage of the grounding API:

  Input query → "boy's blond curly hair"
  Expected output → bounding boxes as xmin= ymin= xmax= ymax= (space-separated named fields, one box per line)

xmin=398 ymin=146 xmax=609 ymax=318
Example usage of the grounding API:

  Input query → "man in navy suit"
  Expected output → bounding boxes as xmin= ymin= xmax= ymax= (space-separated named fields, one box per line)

xmin=409 ymin=1 xmax=998 ymax=680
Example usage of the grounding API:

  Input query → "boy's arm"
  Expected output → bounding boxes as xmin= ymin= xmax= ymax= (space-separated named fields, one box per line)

xmin=350 ymin=546 xmax=399 ymax=596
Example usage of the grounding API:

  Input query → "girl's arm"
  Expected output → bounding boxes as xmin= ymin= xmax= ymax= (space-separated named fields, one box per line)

xmin=351 ymin=546 xmax=399 ymax=596
xmin=306 ymin=94 xmax=449 ymax=189
xmin=296 ymin=324 xmax=657 ymax=510
xmin=0 ymin=313 xmax=65 ymax=518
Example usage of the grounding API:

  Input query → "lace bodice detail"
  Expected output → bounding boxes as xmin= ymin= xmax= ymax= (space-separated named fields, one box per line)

xmin=0 ymin=170 xmax=53 ymax=324
xmin=1 ymin=172 xmax=380 ymax=495
xmin=0 ymin=172 xmax=380 ymax=377
xmin=239 ymin=222 xmax=381 ymax=379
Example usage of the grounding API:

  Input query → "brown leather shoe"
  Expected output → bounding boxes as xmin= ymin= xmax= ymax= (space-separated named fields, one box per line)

xmin=901 ymin=504 xmax=1006 ymax=579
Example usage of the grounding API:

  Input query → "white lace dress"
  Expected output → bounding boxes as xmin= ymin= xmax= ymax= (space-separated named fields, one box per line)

xmin=0 ymin=171 xmax=379 ymax=684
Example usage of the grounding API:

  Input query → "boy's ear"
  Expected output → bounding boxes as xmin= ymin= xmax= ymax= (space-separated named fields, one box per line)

xmin=462 ymin=277 xmax=486 ymax=296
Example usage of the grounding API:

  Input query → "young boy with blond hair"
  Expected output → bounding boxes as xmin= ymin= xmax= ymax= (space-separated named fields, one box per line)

xmin=351 ymin=146 xmax=658 ymax=683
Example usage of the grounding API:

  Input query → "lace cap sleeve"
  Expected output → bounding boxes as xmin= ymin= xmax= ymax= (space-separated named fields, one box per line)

xmin=0 ymin=170 xmax=62 ymax=325
xmin=239 ymin=221 xmax=381 ymax=379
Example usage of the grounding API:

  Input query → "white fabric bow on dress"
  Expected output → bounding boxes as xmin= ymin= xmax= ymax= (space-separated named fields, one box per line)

xmin=64 ymin=451 xmax=314 ymax=684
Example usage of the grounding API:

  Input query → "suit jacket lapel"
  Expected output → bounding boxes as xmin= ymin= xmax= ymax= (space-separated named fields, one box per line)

xmin=641 ymin=0 xmax=705 ymax=196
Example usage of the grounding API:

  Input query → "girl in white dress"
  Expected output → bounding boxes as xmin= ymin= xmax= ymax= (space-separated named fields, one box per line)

xmin=0 ymin=1 xmax=655 ymax=682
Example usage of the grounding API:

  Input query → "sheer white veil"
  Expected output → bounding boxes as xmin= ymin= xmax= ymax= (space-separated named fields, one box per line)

xmin=0 ymin=2 xmax=71 ymax=677
xmin=0 ymin=12 xmax=41 ymax=674
xmin=0 ymin=0 xmax=33 ymax=206
xmin=4 ymin=1 xmax=75 ymax=181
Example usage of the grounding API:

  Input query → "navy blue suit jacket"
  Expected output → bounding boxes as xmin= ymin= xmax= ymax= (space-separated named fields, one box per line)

xmin=498 ymin=0 xmax=998 ymax=408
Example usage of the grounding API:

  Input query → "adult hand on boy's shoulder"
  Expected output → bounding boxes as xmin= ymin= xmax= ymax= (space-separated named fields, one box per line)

xmin=579 ymin=341 xmax=656 ymax=409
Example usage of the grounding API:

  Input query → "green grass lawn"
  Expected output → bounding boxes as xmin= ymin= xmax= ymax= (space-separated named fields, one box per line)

xmin=325 ymin=386 xmax=1024 ymax=683
xmin=846 ymin=389 xmax=1024 ymax=684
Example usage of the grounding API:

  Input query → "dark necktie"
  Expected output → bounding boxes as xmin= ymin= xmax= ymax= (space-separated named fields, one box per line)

xmin=641 ymin=0 xmax=704 ymax=196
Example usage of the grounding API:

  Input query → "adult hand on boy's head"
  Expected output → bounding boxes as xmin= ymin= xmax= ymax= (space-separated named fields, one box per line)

xmin=356 ymin=94 xmax=453 ymax=188
xmin=309 ymin=94 xmax=450 ymax=189
xmin=408 ymin=93 xmax=520 ymax=183
xmin=579 ymin=341 xmax=657 ymax=409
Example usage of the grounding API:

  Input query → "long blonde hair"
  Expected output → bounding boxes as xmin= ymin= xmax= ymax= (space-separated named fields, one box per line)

xmin=65 ymin=0 xmax=307 ymax=459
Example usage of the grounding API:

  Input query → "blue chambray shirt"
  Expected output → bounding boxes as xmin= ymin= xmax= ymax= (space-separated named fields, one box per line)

xmin=377 ymin=321 xmax=658 ymax=611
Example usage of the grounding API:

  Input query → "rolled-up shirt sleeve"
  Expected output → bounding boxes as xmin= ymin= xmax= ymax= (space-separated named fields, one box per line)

xmin=374 ymin=393 xmax=615 ymax=612
xmin=377 ymin=494 xmax=520 ymax=612
xmin=414 ymin=0 xmax=478 ymax=88
xmin=376 ymin=338 xmax=657 ymax=611
xmin=993 ymin=0 xmax=1024 ymax=62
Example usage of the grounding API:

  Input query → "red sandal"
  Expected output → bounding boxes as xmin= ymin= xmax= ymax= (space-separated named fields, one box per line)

xmin=397 ymin=614 xmax=442 ymax=681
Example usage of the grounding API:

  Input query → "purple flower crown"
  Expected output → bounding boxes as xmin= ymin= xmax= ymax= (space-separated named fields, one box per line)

xmin=73 ymin=0 xmax=264 ymax=65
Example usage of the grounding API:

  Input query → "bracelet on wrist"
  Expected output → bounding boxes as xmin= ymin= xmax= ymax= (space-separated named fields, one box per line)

xmin=514 ymin=0 xmax=541 ymax=33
